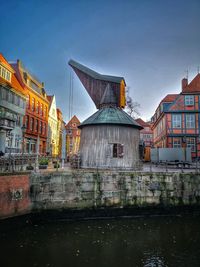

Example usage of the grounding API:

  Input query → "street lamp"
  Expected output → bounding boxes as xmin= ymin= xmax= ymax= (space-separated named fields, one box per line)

xmin=21 ymin=124 xmax=26 ymax=154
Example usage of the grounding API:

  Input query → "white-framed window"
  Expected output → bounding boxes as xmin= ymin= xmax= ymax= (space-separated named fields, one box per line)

xmin=185 ymin=114 xmax=195 ymax=128
xmin=0 ymin=64 xmax=11 ymax=82
xmin=172 ymin=114 xmax=181 ymax=128
xmin=185 ymin=95 xmax=194 ymax=106
xmin=186 ymin=137 xmax=196 ymax=152
xmin=173 ymin=138 xmax=181 ymax=148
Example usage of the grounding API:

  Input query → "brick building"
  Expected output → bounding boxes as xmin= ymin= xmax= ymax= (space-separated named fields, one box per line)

xmin=12 ymin=60 xmax=49 ymax=154
xmin=0 ymin=53 xmax=26 ymax=154
xmin=151 ymin=73 xmax=200 ymax=159
xmin=65 ymin=115 xmax=80 ymax=160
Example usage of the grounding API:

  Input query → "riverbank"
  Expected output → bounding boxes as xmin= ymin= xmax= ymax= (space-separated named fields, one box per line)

xmin=1 ymin=170 xmax=200 ymax=220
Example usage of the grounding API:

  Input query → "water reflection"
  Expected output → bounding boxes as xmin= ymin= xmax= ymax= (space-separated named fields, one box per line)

xmin=0 ymin=214 xmax=200 ymax=267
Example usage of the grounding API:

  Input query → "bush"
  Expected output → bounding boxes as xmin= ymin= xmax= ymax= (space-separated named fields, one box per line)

xmin=39 ymin=157 xmax=49 ymax=166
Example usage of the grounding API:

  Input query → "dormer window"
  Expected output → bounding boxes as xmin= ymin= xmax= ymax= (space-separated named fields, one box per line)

xmin=0 ymin=64 xmax=11 ymax=82
xmin=185 ymin=95 xmax=194 ymax=106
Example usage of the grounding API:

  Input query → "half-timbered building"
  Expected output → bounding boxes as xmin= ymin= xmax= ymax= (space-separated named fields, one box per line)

xmin=151 ymin=74 xmax=200 ymax=159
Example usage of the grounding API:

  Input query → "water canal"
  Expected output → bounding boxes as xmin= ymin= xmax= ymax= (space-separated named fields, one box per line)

xmin=0 ymin=214 xmax=200 ymax=267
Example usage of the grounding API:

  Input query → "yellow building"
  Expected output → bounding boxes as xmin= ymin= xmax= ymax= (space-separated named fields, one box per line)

xmin=47 ymin=95 xmax=59 ymax=156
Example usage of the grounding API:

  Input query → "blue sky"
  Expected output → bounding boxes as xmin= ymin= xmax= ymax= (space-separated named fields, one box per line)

xmin=1 ymin=0 xmax=200 ymax=122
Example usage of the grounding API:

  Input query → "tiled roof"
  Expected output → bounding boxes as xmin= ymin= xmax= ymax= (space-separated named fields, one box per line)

xmin=47 ymin=95 xmax=53 ymax=103
xmin=69 ymin=59 xmax=125 ymax=84
xmin=161 ymin=94 xmax=178 ymax=103
xmin=135 ymin=118 xmax=150 ymax=127
xmin=79 ymin=107 xmax=143 ymax=129
xmin=183 ymin=74 xmax=200 ymax=93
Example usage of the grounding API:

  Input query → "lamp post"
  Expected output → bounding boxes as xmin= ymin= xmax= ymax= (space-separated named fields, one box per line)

xmin=21 ymin=124 xmax=26 ymax=154
xmin=61 ymin=127 xmax=66 ymax=169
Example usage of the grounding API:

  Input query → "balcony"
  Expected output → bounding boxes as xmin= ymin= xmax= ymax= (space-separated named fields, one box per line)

xmin=0 ymin=119 xmax=15 ymax=130
xmin=0 ymin=110 xmax=17 ymax=121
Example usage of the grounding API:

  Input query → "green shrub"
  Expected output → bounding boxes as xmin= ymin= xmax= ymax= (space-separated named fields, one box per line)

xmin=39 ymin=157 xmax=49 ymax=165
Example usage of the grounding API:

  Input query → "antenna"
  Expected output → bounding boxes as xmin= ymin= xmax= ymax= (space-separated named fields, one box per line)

xmin=197 ymin=66 xmax=200 ymax=74
xmin=185 ymin=69 xmax=189 ymax=79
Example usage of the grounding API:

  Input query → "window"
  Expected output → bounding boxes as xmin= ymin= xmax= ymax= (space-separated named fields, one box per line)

xmin=185 ymin=95 xmax=194 ymax=106
xmin=186 ymin=137 xmax=196 ymax=152
xmin=43 ymin=123 xmax=46 ymax=135
xmin=35 ymin=119 xmax=38 ymax=132
xmin=27 ymin=95 xmax=30 ymax=109
xmin=40 ymin=103 xmax=43 ymax=116
xmin=44 ymin=106 xmax=47 ymax=118
xmin=36 ymin=101 xmax=39 ymax=113
xmin=30 ymin=118 xmax=34 ymax=131
xmin=31 ymin=98 xmax=35 ymax=112
xmin=0 ymin=64 xmax=11 ymax=82
xmin=25 ymin=115 xmax=29 ymax=129
xmin=186 ymin=114 xmax=195 ymax=128
xmin=113 ymin=143 xmax=124 ymax=158
xmin=173 ymin=138 xmax=181 ymax=148
xmin=172 ymin=114 xmax=181 ymax=128
xmin=40 ymin=121 xmax=42 ymax=134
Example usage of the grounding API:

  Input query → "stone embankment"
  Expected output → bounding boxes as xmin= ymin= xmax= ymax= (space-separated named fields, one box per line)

xmin=1 ymin=170 xmax=200 ymax=219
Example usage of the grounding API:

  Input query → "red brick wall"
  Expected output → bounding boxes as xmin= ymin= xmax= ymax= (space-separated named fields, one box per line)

xmin=0 ymin=174 xmax=31 ymax=219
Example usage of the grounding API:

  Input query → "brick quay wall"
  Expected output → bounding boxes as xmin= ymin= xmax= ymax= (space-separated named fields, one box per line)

xmin=1 ymin=171 xmax=200 ymax=219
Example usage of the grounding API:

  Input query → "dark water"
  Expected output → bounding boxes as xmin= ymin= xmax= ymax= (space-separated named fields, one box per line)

xmin=1 ymin=214 xmax=200 ymax=267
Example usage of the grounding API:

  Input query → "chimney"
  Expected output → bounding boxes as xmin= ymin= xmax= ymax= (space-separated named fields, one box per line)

xmin=182 ymin=78 xmax=188 ymax=91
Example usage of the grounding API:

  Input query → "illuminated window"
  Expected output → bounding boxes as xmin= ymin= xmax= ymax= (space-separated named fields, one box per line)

xmin=31 ymin=98 xmax=35 ymax=112
xmin=36 ymin=101 xmax=39 ymax=113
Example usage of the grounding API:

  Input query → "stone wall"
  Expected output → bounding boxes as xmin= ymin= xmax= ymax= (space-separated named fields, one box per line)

xmin=1 ymin=171 xmax=200 ymax=219
xmin=30 ymin=171 xmax=200 ymax=211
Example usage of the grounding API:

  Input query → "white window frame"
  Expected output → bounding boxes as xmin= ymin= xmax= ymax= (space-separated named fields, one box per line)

xmin=0 ymin=64 xmax=11 ymax=82
xmin=172 ymin=114 xmax=181 ymax=128
xmin=185 ymin=95 xmax=194 ymax=106
xmin=186 ymin=137 xmax=196 ymax=152
xmin=173 ymin=138 xmax=181 ymax=148
xmin=185 ymin=114 xmax=195 ymax=129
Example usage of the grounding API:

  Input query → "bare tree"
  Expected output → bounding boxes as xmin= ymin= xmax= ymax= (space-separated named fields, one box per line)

xmin=125 ymin=86 xmax=140 ymax=118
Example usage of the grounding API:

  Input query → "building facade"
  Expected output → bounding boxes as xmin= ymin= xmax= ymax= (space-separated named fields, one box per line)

xmin=65 ymin=115 xmax=80 ymax=160
xmin=135 ymin=118 xmax=153 ymax=147
xmin=12 ymin=60 xmax=49 ymax=154
xmin=56 ymin=108 xmax=63 ymax=157
xmin=0 ymin=54 xmax=26 ymax=154
xmin=47 ymin=95 xmax=58 ymax=156
xmin=151 ymin=74 xmax=200 ymax=159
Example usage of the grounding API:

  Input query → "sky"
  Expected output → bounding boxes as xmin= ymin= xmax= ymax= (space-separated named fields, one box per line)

xmin=1 ymin=0 xmax=200 ymax=123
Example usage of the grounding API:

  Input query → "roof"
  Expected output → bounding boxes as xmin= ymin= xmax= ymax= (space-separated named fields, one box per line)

xmin=69 ymin=59 xmax=125 ymax=84
xmin=0 ymin=53 xmax=25 ymax=96
xmin=65 ymin=115 xmax=80 ymax=128
xmin=79 ymin=107 xmax=143 ymax=129
xmin=135 ymin=118 xmax=150 ymax=127
xmin=47 ymin=95 xmax=53 ymax=103
xmin=160 ymin=94 xmax=178 ymax=103
xmin=182 ymin=73 xmax=200 ymax=93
